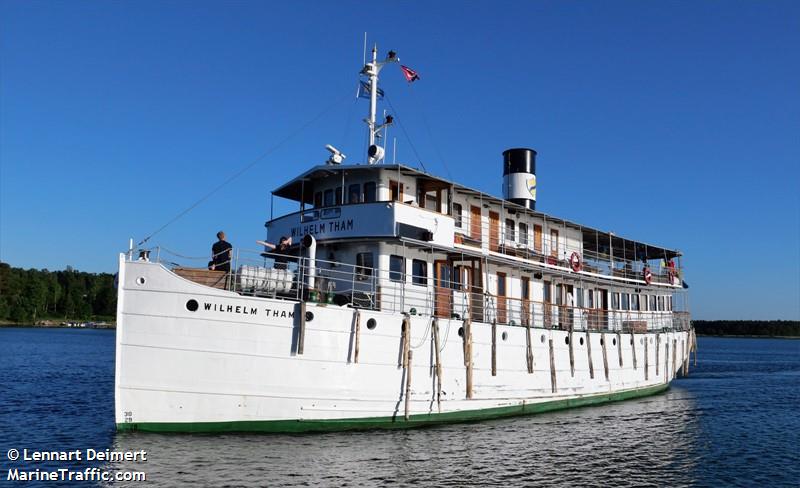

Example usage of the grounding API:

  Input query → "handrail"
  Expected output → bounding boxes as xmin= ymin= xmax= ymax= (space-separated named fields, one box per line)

xmin=134 ymin=245 xmax=690 ymax=334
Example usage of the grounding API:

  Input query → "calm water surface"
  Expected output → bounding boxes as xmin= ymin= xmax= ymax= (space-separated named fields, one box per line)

xmin=0 ymin=328 xmax=798 ymax=487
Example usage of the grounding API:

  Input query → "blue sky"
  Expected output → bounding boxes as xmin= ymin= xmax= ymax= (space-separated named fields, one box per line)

xmin=1 ymin=1 xmax=798 ymax=320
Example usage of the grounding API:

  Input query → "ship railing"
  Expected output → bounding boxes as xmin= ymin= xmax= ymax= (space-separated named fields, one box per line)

xmin=456 ymin=218 xmax=683 ymax=286
xmin=137 ymin=246 xmax=688 ymax=334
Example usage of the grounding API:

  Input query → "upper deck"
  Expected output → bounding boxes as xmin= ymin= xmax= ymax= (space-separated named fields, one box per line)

xmin=267 ymin=163 xmax=684 ymax=288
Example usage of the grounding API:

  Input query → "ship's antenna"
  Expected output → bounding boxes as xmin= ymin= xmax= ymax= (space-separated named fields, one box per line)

xmin=362 ymin=32 xmax=367 ymax=66
xmin=361 ymin=43 xmax=398 ymax=164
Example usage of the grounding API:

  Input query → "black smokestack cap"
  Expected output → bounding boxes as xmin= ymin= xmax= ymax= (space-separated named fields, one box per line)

xmin=503 ymin=148 xmax=537 ymax=175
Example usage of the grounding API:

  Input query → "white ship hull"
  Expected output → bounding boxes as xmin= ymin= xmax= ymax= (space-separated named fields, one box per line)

xmin=114 ymin=257 xmax=691 ymax=433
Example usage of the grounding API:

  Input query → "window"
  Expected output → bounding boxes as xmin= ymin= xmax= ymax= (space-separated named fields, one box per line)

xmin=612 ymin=292 xmax=620 ymax=310
xmin=622 ymin=293 xmax=630 ymax=310
xmin=390 ymin=180 xmax=403 ymax=202
xmin=650 ymin=295 xmax=657 ymax=311
xmin=550 ymin=229 xmax=559 ymax=257
xmin=505 ymin=219 xmax=515 ymax=242
xmin=519 ymin=223 xmax=528 ymax=246
xmin=453 ymin=203 xmax=463 ymax=228
xmin=497 ymin=273 xmax=506 ymax=296
xmin=521 ymin=277 xmax=530 ymax=300
xmin=452 ymin=265 xmax=463 ymax=290
xmin=323 ymin=189 xmax=334 ymax=207
xmin=669 ymin=296 xmax=673 ymax=311
xmin=588 ymin=289 xmax=594 ymax=308
xmin=424 ymin=191 xmax=439 ymax=211
xmin=314 ymin=191 xmax=322 ymax=208
xmin=657 ymin=296 xmax=664 ymax=311
xmin=348 ymin=184 xmax=361 ymax=204
xmin=335 ymin=186 xmax=342 ymax=205
xmin=389 ymin=255 xmax=404 ymax=282
xmin=363 ymin=182 xmax=377 ymax=203
xmin=356 ymin=253 xmax=373 ymax=279
xmin=576 ymin=287 xmax=584 ymax=307
xmin=632 ymin=294 xmax=640 ymax=311
xmin=412 ymin=259 xmax=427 ymax=286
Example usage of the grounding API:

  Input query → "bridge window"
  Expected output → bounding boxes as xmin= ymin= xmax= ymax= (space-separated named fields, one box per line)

xmin=612 ymin=292 xmax=620 ymax=310
xmin=390 ymin=180 xmax=403 ymax=202
xmin=356 ymin=253 xmax=373 ymax=279
xmin=348 ymin=184 xmax=361 ymax=204
xmin=323 ymin=189 xmax=334 ymax=207
xmin=622 ymin=293 xmax=630 ymax=310
xmin=335 ymin=186 xmax=342 ymax=205
xmin=389 ymin=255 xmax=404 ymax=282
xmin=314 ymin=191 xmax=322 ymax=208
xmin=363 ymin=182 xmax=377 ymax=203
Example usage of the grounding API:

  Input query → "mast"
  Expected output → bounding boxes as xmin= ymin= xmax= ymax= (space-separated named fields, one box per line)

xmin=361 ymin=43 xmax=397 ymax=164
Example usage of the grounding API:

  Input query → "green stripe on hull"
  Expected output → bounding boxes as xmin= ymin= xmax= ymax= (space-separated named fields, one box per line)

xmin=117 ymin=383 xmax=669 ymax=434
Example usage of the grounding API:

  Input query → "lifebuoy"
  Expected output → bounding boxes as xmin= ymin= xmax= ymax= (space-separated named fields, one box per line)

xmin=569 ymin=252 xmax=582 ymax=272
xmin=643 ymin=267 xmax=652 ymax=285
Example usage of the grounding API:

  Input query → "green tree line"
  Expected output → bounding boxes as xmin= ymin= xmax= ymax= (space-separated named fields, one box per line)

xmin=692 ymin=320 xmax=800 ymax=337
xmin=0 ymin=262 xmax=116 ymax=323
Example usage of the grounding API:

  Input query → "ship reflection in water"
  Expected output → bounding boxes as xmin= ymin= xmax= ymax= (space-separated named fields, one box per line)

xmin=109 ymin=388 xmax=700 ymax=486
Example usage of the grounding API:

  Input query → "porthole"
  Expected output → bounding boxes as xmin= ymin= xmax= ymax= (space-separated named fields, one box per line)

xmin=501 ymin=331 xmax=508 ymax=341
xmin=366 ymin=318 xmax=377 ymax=330
xmin=458 ymin=327 xmax=464 ymax=337
xmin=186 ymin=299 xmax=198 ymax=312
xmin=565 ymin=336 xmax=570 ymax=345
xmin=136 ymin=277 xmax=146 ymax=286
xmin=579 ymin=337 xmax=585 ymax=346
xmin=305 ymin=311 xmax=314 ymax=322
xmin=540 ymin=334 xmax=546 ymax=343
xmin=613 ymin=338 xmax=617 ymax=346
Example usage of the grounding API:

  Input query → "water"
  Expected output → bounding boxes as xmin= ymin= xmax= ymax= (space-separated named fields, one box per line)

xmin=1 ymin=328 xmax=798 ymax=487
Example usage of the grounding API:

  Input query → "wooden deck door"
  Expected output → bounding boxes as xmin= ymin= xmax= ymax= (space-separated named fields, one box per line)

xmin=434 ymin=260 xmax=452 ymax=318
xmin=496 ymin=272 xmax=507 ymax=324
xmin=470 ymin=206 xmax=482 ymax=241
xmin=470 ymin=261 xmax=484 ymax=322
xmin=489 ymin=211 xmax=500 ymax=251
xmin=550 ymin=229 xmax=559 ymax=258
xmin=534 ymin=224 xmax=543 ymax=253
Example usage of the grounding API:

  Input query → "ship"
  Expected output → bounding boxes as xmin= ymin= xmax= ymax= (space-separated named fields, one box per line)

xmin=114 ymin=45 xmax=695 ymax=433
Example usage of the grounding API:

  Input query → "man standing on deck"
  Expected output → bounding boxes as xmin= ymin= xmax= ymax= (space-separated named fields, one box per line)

xmin=211 ymin=231 xmax=233 ymax=272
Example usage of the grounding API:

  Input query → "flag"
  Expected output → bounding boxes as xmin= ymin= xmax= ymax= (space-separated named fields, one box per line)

xmin=357 ymin=80 xmax=384 ymax=99
xmin=400 ymin=65 xmax=420 ymax=83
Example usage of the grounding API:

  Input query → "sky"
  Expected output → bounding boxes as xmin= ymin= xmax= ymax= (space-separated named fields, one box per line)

xmin=1 ymin=1 xmax=798 ymax=320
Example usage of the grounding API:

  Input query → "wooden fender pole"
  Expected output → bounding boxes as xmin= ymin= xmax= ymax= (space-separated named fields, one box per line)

xmin=297 ymin=301 xmax=306 ymax=355
xmin=683 ymin=332 xmax=691 ymax=376
xmin=568 ymin=322 xmax=575 ymax=377
xmin=616 ymin=331 xmax=623 ymax=367
xmin=464 ymin=318 xmax=473 ymax=399
xmin=353 ymin=310 xmax=361 ymax=364
xmin=525 ymin=319 xmax=534 ymax=374
xmin=491 ymin=320 xmax=497 ymax=377
xmin=644 ymin=336 xmax=649 ymax=381
xmin=432 ymin=318 xmax=443 ymax=413
xmin=672 ymin=338 xmax=678 ymax=381
xmin=549 ymin=338 xmax=557 ymax=393
xmin=601 ymin=332 xmax=609 ymax=381
xmin=401 ymin=317 xmax=410 ymax=369
xmin=631 ymin=332 xmax=637 ymax=370
xmin=404 ymin=349 xmax=413 ymax=421
xmin=586 ymin=330 xmax=594 ymax=379
xmin=655 ymin=333 xmax=660 ymax=376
